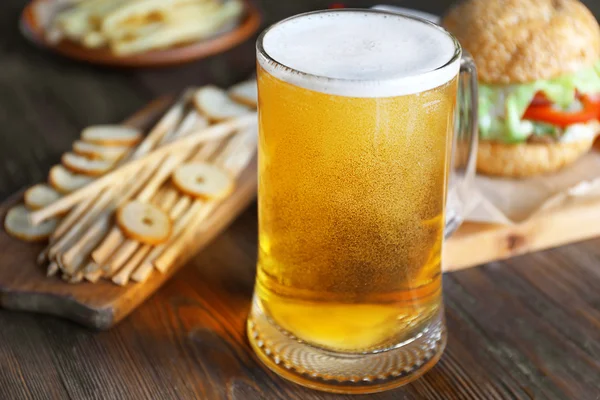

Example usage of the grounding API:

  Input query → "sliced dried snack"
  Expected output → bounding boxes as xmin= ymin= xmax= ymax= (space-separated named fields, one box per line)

xmin=81 ymin=125 xmax=142 ymax=146
xmin=109 ymin=1 xmax=244 ymax=56
xmin=73 ymin=140 xmax=130 ymax=161
xmin=62 ymin=152 xmax=114 ymax=176
xmin=172 ymin=162 xmax=233 ymax=200
xmin=193 ymin=85 xmax=251 ymax=122
xmin=48 ymin=165 xmax=95 ymax=193
xmin=5 ymin=204 xmax=58 ymax=242
xmin=24 ymin=184 xmax=61 ymax=210
xmin=117 ymin=200 xmax=171 ymax=245
xmin=101 ymin=0 xmax=202 ymax=34
xmin=229 ymin=79 xmax=258 ymax=108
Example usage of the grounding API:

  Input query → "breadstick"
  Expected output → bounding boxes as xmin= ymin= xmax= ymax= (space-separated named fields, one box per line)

xmin=47 ymin=187 xmax=117 ymax=260
xmin=78 ymin=158 xmax=162 ymax=263
xmin=130 ymin=128 xmax=255 ymax=282
xmin=36 ymin=94 xmax=185 ymax=266
xmin=71 ymin=100 xmax=191 ymax=267
xmin=91 ymin=228 xmax=124 ymax=265
xmin=30 ymin=113 xmax=256 ymax=224
xmin=105 ymin=183 xmax=182 ymax=277
xmin=60 ymin=215 xmax=110 ymax=275
xmin=154 ymin=129 xmax=257 ymax=272
xmin=115 ymin=139 xmax=225 ymax=283
xmin=112 ymin=245 xmax=152 ymax=286
xmin=106 ymin=173 xmax=192 ymax=280
xmin=123 ymin=89 xmax=193 ymax=163
xmin=68 ymin=271 xmax=84 ymax=284
xmin=90 ymin=113 xmax=207 ymax=268
xmin=51 ymin=196 xmax=95 ymax=241
xmin=83 ymin=260 xmax=101 ymax=274
xmin=153 ymin=204 xmax=216 ymax=272
xmin=38 ymin=247 xmax=49 ymax=266
xmin=84 ymin=266 xmax=103 ymax=283
xmin=48 ymin=92 xmax=188 ymax=239
xmin=32 ymin=92 xmax=187 ymax=245
xmin=103 ymin=240 xmax=140 ymax=276
xmin=154 ymin=187 xmax=179 ymax=212
xmin=47 ymin=261 xmax=59 ymax=277
xmin=168 ymin=109 xmax=209 ymax=142
xmin=137 ymin=154 xmax=186 ymax=202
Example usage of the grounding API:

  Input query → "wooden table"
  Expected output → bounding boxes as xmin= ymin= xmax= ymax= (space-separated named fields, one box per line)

xmin=2 ymin=0 xmax=600 ymax=399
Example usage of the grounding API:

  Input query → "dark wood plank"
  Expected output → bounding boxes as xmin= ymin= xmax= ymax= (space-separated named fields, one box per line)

xmin=447 ymin=262 xmax=600 ymax=399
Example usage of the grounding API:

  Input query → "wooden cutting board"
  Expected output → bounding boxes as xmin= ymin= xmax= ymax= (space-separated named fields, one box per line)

xmin=0 ymin=99 xmax=258 ymax=330
xmin=443 ymin=196 xmax=600 ymax=272
xmin=0 ymin=164 xmax=257 ymax=330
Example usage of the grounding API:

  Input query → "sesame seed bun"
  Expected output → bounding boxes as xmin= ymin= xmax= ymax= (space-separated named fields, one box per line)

xmin=442 ymin=0 xmax=600 ymax=84
xmin=476 ymin=139 xmax=594 ymax=178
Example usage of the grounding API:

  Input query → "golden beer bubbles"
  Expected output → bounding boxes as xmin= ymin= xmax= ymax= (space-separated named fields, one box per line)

xmin=255 ymin=65 xmax=457 ymax=352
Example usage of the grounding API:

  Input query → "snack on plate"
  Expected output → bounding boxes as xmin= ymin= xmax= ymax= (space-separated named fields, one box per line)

xmin=81 ymin=125 xmax=142 ymax=146
xmin=5 ymin=205 xmax=58 ymax=242
xmin=4 ymin=81 xmax=257 ymax=286
xmin=172 ymin=163 xmax=234 ymax=200
xmin=443 ymin=0 xmax=600 ymax=177
xmin=24 ymin=184 xmax=61 ymax=210
xmin=48 ymin=165 xmax=95 ymax=193
xmin=229 ymin=79 xmax=258 ymax=108
xmin=117 ymin=201 xmax=171 ymax=245
xmin=46 ymin=0 xmax=245 ymax=56
xmin=73 ymin=140 xmax=130 ymax=161
xmin=62 ymin=152 xmax=115 ymax=176
xmin=194 ymin=85 xmax=251 ymax=121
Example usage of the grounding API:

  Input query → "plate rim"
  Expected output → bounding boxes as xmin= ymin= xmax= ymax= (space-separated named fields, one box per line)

xmin=20 ymin=0 xmax=262 ymax=67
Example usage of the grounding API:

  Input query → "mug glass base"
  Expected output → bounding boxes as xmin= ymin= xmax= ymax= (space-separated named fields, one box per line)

xmin=247 ymin=297 xmax=447 ymax=394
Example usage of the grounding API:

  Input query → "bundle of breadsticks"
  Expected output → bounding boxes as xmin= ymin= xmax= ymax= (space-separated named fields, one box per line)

xmin=4 ymin=79 xmax=258 ymax=286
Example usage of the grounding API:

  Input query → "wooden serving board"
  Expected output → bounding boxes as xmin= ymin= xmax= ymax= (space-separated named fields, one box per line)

xmin=444 ymin=196 xmax=600 ymax=272
xmin=0 ymin=98 xmax=258 ymax=330
xmin=0 ymin=164 xmax=257 ymax=330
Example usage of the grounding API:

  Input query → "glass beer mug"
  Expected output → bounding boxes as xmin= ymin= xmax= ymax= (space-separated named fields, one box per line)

xmin=247 ymin=9 xmax=477 ymax=394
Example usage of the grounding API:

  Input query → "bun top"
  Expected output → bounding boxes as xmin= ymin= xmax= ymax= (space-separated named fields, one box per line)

xmin=442 ymin=0 xmax=600 ymax=84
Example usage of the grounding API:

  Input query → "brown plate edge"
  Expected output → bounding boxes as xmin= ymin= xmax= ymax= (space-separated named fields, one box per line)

xmin=20 ymin=0 xmax=262 ymax=67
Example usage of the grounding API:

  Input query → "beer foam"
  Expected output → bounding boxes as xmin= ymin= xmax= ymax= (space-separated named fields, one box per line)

xmin=259 ymin=10 xmax=460 ymax=97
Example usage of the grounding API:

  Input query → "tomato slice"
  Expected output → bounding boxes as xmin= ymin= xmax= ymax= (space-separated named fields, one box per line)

xmin=529 ymin=92 xmax=552 ymax=107
xmin=523 ymin=95 xmax=600 ymax=127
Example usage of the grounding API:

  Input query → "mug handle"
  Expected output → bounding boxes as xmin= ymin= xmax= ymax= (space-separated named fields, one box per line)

xmin=445 ymin=52 xmax=478 ymax=238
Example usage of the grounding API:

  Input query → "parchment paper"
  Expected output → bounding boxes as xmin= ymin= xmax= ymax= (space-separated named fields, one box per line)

xmin=466 ymin=149 xmax=600 ymax=224
xmin=375 ymin=5 xmax=600 ymax=226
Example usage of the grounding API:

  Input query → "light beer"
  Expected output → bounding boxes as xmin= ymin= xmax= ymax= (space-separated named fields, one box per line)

xmin=256 ymin=67 xmax=457 ymax=351
xmin=248 ymin=9 xmax=466 ymax=393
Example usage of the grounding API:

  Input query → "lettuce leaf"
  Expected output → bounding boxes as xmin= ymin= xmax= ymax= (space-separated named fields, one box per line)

xmin=479 ymin=61 xmax=600 ymax=143
xmin=531 ymin=122 xmax=559 ymax=137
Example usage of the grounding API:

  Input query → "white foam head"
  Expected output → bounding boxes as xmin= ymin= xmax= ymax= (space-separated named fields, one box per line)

xmin=258 ymin=10 xmax=460 ymax=97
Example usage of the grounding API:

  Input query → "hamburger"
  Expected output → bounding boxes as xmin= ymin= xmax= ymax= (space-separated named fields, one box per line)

xmin=442 ymin=0 xmax=600 ymax=177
